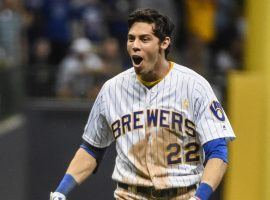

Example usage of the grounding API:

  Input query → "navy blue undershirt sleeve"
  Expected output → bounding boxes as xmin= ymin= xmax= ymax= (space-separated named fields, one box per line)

xmin=203 ymin=138 xmax=228 ymax=164
xmin=80 ymin=140 xmax=107 ymax=173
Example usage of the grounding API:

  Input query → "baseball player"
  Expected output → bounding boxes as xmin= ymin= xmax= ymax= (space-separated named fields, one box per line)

xmin=50 ymin=8 xmax=235 ymax=200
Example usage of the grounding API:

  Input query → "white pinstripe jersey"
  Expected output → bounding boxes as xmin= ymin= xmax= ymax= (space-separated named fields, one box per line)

xmin=82 ymin=62 xmax=235 ymax=189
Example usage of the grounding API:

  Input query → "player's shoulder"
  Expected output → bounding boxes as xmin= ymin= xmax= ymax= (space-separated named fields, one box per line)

xmin=172 ymin=62 xmax=212 ymax=89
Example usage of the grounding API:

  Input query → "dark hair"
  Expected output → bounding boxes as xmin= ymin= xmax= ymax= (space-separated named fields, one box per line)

xmin=128 ymin=8 xmax=175 ymax=58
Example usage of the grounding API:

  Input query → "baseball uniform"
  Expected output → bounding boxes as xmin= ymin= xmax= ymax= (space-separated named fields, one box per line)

xmin=82 ymin=61 xmax=235 ymax=197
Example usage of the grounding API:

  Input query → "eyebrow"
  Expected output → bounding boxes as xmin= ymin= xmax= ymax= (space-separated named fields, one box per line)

xmin=128 ymin=34 xmax=152 ymax=37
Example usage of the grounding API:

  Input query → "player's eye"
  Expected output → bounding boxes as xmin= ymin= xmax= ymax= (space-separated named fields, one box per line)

xmin=141 ymin=37 xmax=150 ymax=42
xmin=128 ymin=36 xmax=135 ymax=42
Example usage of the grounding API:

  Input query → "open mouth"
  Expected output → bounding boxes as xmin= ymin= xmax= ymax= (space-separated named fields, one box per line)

xmin=132 ymin=55 xmax=143 ymax=65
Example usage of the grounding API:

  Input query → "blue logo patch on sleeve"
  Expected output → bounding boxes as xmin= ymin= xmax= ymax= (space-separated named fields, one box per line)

xmin=210 ymin=101 xmax=225 ymax=121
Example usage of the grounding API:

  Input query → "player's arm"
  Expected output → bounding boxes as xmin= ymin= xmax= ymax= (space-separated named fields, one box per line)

xmin=191 ymin=138 xmax=228 ymax=200
xmin=200 ymin=157 xmax=227 ymax=190
xmin=50 ymin=141 xmax=106 ymax=200
xmin=66 ymin=147 xmax=97 ymax=184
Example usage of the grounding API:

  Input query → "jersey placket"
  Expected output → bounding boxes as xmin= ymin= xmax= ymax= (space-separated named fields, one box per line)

xmin=144 ymin=86 xmax=163 ymax=187
xmin=143 ymin=87 xmax=153 ymax=181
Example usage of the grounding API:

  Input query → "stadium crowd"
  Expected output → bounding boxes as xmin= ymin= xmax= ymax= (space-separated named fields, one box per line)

xmin=0 ymin=0 xmax=245 ymax=101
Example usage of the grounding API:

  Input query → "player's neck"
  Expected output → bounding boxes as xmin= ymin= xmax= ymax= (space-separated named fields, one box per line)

xmin=139 ymin=59 xmax=170 ymax=82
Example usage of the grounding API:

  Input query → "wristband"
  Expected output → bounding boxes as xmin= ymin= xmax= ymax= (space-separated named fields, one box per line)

xmin=191 ymin=196 xmax=201 ymax=200
xmin=195 ymin=182 xmax=213 ymax=200
xmin=55 ymin=174 xmax=77 ymax=196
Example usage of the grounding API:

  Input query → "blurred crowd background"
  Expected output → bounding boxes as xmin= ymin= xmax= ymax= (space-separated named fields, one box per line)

xmin=7 ymin=1 xmax=270 ymax=200
xmin=3 ymin=1 xmax=270 ymax=200
xmin=0 ymin=0 xmax=245 ymax=121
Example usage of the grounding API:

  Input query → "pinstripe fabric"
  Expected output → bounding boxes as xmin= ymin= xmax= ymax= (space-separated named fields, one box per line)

xmin=82 ymin=62 xmax=235 ymax=189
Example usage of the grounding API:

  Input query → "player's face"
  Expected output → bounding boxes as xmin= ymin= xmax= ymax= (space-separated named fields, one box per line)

xmin=127 ymin=22 xmax=170 ymax=78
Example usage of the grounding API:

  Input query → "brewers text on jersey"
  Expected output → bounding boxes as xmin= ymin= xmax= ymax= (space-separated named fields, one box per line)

xmin=111 ymin=108 xmax=196 ymax=139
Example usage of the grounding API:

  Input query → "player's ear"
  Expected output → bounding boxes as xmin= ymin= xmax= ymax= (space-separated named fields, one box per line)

xmin=160 ymin=37 xmax=170 ymax=50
